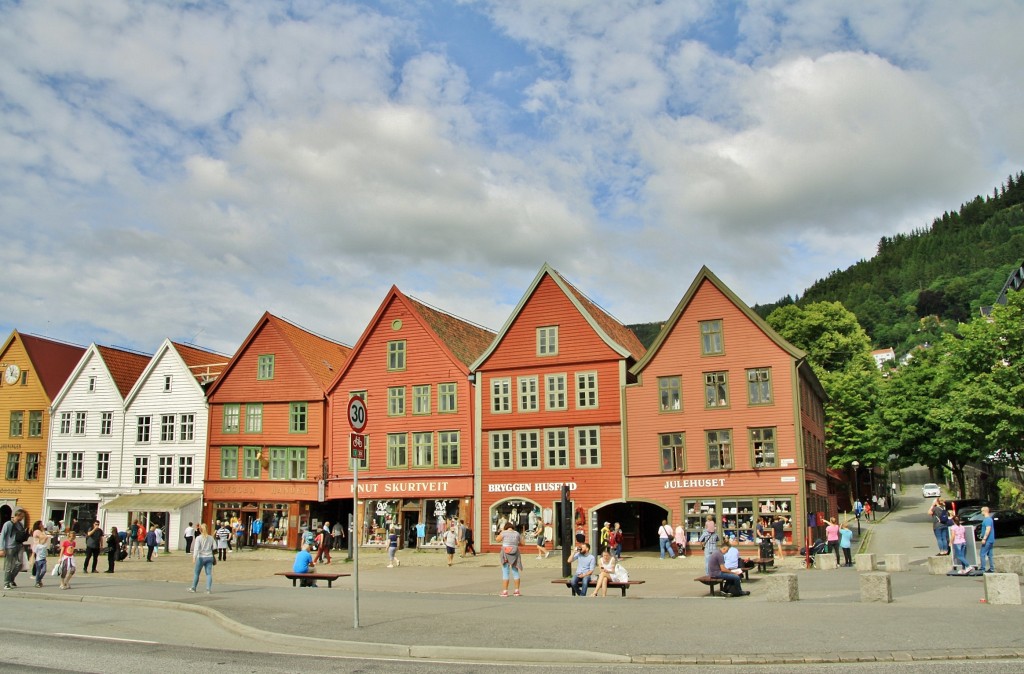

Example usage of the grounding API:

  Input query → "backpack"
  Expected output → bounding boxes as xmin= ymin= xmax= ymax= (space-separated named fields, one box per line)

xmin=14 ymin=522 xmax=29 ymax=544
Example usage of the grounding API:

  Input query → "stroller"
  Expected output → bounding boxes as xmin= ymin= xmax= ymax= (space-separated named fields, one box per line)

xmin=800 ymin=538 xmax=827 ymax=567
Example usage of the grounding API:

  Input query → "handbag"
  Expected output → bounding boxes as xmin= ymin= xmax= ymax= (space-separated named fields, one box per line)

xmin=19 ymin=548 xmax=30 ymax=573
xmin=503 ymin=546 xmax=514 ymax=554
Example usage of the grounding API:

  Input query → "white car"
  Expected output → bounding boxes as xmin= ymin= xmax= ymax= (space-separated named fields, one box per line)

xmin=922 ymin=483 xmax=941 ymax=498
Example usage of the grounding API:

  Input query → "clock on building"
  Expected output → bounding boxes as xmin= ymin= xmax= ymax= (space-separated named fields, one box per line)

xmin=4 ymin=363 xmax=21 ymax=385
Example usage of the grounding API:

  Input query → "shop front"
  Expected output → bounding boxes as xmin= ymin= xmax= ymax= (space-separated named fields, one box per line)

xmin=344 ymin=477 xmax=473 ymax=550
xmin=101 ymin=492 xmax=202 ymax=552
xmin=480 ymin=480 xmax=581 ymax=553
xmin=204 ymin=481 xmax=318 ymax=549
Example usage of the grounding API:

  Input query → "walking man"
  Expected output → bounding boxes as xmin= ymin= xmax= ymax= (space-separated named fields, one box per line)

xmin=978 ymin=506 xmax=996 ymax=573
xmin=2 ymin=508 xmax=28 ymax=589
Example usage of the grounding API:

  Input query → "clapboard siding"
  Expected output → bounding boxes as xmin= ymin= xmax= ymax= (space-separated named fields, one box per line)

xmin=209 ymin=327 xmax=322 ymax=403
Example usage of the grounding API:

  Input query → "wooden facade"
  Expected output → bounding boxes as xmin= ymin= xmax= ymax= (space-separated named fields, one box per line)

xmin=472 ymin=265 xmax=645 ymax=552
xmin=624 ymin=267 xmax=829 ymax=555
xmin=203 ymin=313 xmax=350 ymax=549
xmin=326 ymin=287 xmax=494 ymax=550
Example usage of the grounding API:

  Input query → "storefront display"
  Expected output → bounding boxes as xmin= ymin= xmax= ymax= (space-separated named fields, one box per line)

xmin=489 ymin=499 xmax=550 ymax=545
xmin=684 ymin=497 xmax=793 ymax=545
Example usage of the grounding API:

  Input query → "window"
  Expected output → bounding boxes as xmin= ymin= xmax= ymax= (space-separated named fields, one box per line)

xmin=54 ymin=452 xmax=69 ymax=479
xmin=243 ymin=447 xmax=261 ymax=479
xmin=96 ymin=452 xmax=110 ymax=480
xmin=100 ymin=412 xmax=112 ymax=436
xmin=74 ymin=411 xmax=86 ymax=435
xmin=257 ymin=354 xmax=275 ymax=380
xmin=25 ymin=453 xmax=39 ymax=480
xmin=573 ymin=371 xmax=598 ymax=409
xmin=747 ymin=368 xmax=772 ymax=405
xmin=704 ymin=372 xmax=729 ymax=408
xmin=163 ymin=375 xmax=172 ymax=392
xmin=290 ymin=402 xmax=308 ymax=433
xmin=658 ymin=376 xmax=681 ymax=412
xmin=179 ymin=414 xmax=194 ymax=441
xmin=246 ymin=404 xmax=263 ymax=433
xmin=5 ymin=453 xmax=19 ymax=480
xmin=438 ymin=382 xmax=457 ymax=413
xmin=491 ymin=378 xmax=511 ymax=413
xmin=518 ymin=376 xmax=538 ymax=412
xmin=660 ymin=433 xmax=686 ymax=472
xmin=178 ymin=456 xmax=193 ymax=484
xmin=412 ymin=385 xmax=431 ymax=415
xmin=751 ymin=427 xmax=777 ymax=468
xmin=706 ymin=429 xmax=733 ymax=470
xmin=136 ymin=416 xmax=152 ymax=443
xmin=158 ymin=456 xmax=174 ymax=485
xmin=700 ymin=319 xmax=724 ymax=355
xmin=545 ymin=374 xmax=567 ymax=410
xmin=70 ymin=452 xmax=83 ymax=479
xmin=387 ymin=433 xmax=408 ymax=468
xmin=88 ymin=376 xmax=96 ymax=392
xmin=269 ymin=448 xmax=287 ymax=479
xmin=537 ymin=326 xmax=558 ymax=356
xmin=545 ymin=428 xmax=569 ymax=468
xmin=287 ymin=447 xmax=306 ymax=479
xmin=387 ymin=340 xmax=406 ymax=371
xmin=160 ymin=414 xmax=175 ymax=442
xmin=388 ymin=387 xmax=406 ymax=416
xmin=517 ymin=430 xmax=541 ymax=469
xmin=9 ymin=411 xmax=23 ymax=437
xmin=222 ymin=404 xmax=240 ymax=433
xmin=59 ymin=412 xmax=71 ymax=435
xmin=413 ymin=432 xmax=433 ymax=467
xmin=490 ymin=431 xmax=513 ymax=469
xmin=28 ymin=411 xmax=42 ymax=437
xmin=576 ymin=427 xmax=601 ymax=466
xmin=438 ymin=431 xmax=460 ymax=467
xmin=134 ymin=456 xmax=149 ymax=484
xmin=350 ymin=436 xmax=369 ymax=471
xmin=221 ymin=447 xmax=238 ymax=478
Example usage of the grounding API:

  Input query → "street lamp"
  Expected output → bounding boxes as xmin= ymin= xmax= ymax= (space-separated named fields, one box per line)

xmin=852 ymin=461 xmax=861 ymax=535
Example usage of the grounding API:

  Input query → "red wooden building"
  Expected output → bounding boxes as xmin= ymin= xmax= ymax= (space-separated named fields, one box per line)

xmin=326 ymin=287 xmax=494 ymax=551
xmin=471 ymin=265 xmax=646 ymax=553
xmin=624 ymin=267 xmax=830 ymax=555
xmin=203 ymin=313 xmax=351 ymax=548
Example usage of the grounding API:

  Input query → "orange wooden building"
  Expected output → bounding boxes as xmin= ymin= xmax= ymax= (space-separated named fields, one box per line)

xmin=203 ymin=313 xmax=351 ymax=549
xmin=326 ymin=287 xmax=494 ymax=550
xmin=624 ymin=267 xmax=830 ymax=555
xmin=471 ymin=265 xmax=647 ymax=553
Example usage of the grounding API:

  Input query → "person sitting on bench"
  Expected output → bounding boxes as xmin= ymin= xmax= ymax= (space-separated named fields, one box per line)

xmin=709 ymin=540 xmax=749 ymax=597
xmin=568 ymin=542 xmax=596 ymax=596
xmin=293 ymin=543 xmax=317 ymax=587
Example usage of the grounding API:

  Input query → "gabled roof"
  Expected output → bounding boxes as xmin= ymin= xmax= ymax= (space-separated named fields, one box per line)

xmin=470 ymin=263 xmax=646 ymax=371
xmin=123 ymin=339 xmax=228 ymax=407
xmin=171 ymin=341 xmax=229 ymax=385
xmin=7 ymin=331 xmax=86 ymax=400
xmin=207 ymin=312 xmax=351 ymax=398
xmin=328 ymin=286 xmax=495 ymax=392
xmin=96 ymin=345 xmax=152 ymax=398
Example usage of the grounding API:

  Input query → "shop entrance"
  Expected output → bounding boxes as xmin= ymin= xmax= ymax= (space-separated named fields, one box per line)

xmin=595 ymin=502 xmax=668 ymax=553
xmin=402 ymin=511 xmax=418 ymax=549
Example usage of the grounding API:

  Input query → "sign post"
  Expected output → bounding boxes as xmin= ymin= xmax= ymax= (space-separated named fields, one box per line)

xmin=347 ymin=397 xmax=367 ymax=629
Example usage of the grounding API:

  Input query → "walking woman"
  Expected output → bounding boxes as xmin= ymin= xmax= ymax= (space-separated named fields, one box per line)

xmin=58 ymin=530 xmax=77 ymax=590
xmin=496 ymin=522 xmax=523 ymax=597
xmin=188 ymin=523 xmax=215 ymax=593
xmin=31 ymin=521 xmax=50 ymax=588
xmin=104 ymin=527 xmax=119 ymax=573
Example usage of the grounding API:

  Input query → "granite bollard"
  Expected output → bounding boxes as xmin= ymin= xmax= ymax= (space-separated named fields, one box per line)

xmin=984 ymin=573 xmax=1022 ymax=605
xmin=764 ymin=573 xmax=799 ymax=602
xmin=859 ymin=572 xmax=893 ymax=603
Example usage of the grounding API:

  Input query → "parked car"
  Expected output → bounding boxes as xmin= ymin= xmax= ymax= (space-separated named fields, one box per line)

xmin=922 ymin=483 xmax=941 ymax=498
xmin=961 ymin=509 xmax=1024 ymax=540
xmin=946 ymin=499 xmax=987 ymax=517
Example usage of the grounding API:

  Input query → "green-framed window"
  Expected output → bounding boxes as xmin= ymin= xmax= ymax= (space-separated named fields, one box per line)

xmin=700 ymin=319 xmax=724 ymax=355
xmin=257 ymin=354 xmax=275 ymax=380
xmin=222 ymin=404 xmax=240 ymax=433
xmin=413 ymin=432 xmax=433 ymax=467
xmin=438 ymin=382 xmax=457 ymax=413
xmin=387 ymin=340 xmax=406 ymax=371
xmin=412 ymin=385 xmax=431 ymax=415
xmin=289 ymin=402 xmax=308 ymax=433
xmin=438 ymin=431 xmax=460 ymax=467
xmin=388 ymin=387 xmax=405 ymax=416
xmin=387 ymin=433 xmax=408 ymax=468
xmin=246 ymin=404 xmax=263 ymax=433
xmin=221 ymin=447 xmax=238 ymax=478
xmin=660 ymin=432 xmax=685 ymax=472
xmin=243 ymin=446 xmax=261 ymax=479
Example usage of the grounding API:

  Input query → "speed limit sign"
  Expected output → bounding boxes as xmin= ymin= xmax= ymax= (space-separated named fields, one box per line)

xmin=347 ymin=396 xmax=367 ymax=433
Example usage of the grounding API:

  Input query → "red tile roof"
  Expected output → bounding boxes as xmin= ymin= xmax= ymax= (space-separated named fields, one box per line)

xmin=18 ymin=333 xmax=86 ymax=400
xmin=97 ymin=345 xmax=151 ymax=398
xmin=553 ymin=270 xmax=647 ymax=359
xmin=269 ymin=315 xmax=352 ymax=390
xmin=171 ymin=342 xmax=229 ymax=385
xmin=407 ymin=297 xmax=496 ymax=367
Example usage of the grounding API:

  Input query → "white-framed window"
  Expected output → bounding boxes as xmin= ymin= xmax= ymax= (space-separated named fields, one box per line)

xmin=438 ymin=431 xmax=460 ymax=467
xmin=160 ymin=414 xmax=175 ymax=442
xmin=158 ymin=455 xmax=174 ymax=484
xmin=54 ymin=452 xmax=68 ymax=479
xmin=576 ymin=427 xmax=600 ymax=466
xmin=537 ymin=325 xmax=558 ymax=356
xmin=751 ymin=427 xmax=777 ymax=468
xmin=246 ymin=404 xmax=263 ymax=433
xmin=388 ymin=387 xmax=406 ymax=416
xmin=704 ymin=372 xmax=729 ymax=408
xmin=178 ymin=456 xmax=193 ymax=484
xmin=438 ymin=382 xmax=457 ymax=413
xmin=413 ymin=385 xmax=431 ymax=415
xmin=700 ymin=319 xmax=724 ymax=355
xmin=222 ymin=404 xmax=240 ymax=433
xmin=59 ymin=412 xmax=71 ymax=435
xmin=491 ymin=378 xmax=511 ymax=413
xmin=387 ymin=340 xmax=406 ymax=371
xmin=518 ymin=376 xmax=538 ymax=412
xmin=660 ymin=432 xmax=685 ymax=472
xmin=413 ymin=432 xmax=433 ymax=467
xmin=179 ymin=413 xmax=195 ymax=441
xmin=517 ymin=430 xmax=541 ymax=469
xmin=136 ymin=416 xmax=151 ymax=443
xmin=70 ymin=452 xmax=83 ymax=478
xmin=88 ymin=376 xmax=96 ymax=392
xmin=545 ymin=374 xmax=567 ymax=410
xmin=96 ymin=452 xmax=110 ymax=480
xmin=243 ymin=447 xmax=261 ymax=479
xmin=134 ymin=456 xmax=149 ymax=484
xmin=100 ymin=412 xmax=113 ymax=436
xmin=747 ymin=368 xmax=772 ymax=405
xmin=706 ymin=429 xmax=733 ymax=470
xmin=387 ymin=433 xmax=408 ymax=468
xmin=545 ymin=428 xmax=569 ymax=468
xmin=163 ymin=375 xmax=172 ymax=392
xmin=257 ymin=354 xmax=275 ymax=380
xmin=74 ymin=411 xmax=86 ymax=435
xmin=576 ymin=371 xmax=598 ymax=409
xmin=490 ymin=431 xmax=512 ymax=469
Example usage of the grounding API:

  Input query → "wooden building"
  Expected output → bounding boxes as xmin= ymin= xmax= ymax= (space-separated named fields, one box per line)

xmin=326 ymin=287 xmax=494 ymax=550
xmin=203 ymin=313 xmax=350 ymax=549
xmin=624 ymin=267 xmax=829 ymax=555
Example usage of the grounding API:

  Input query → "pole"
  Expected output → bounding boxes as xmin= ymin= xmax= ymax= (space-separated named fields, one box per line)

xmin=352 ymin=434 xmax=360 ymax=629
xmin=560 ymin=485 xmax=571 ymax=577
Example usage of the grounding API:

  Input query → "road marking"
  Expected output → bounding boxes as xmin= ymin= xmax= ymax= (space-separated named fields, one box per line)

xmin=52 ymin=633 xmax=158 ymax=645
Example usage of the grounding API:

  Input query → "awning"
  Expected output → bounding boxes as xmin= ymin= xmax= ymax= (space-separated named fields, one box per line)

xmin=102 ymin=493 xmax=201 ymax=512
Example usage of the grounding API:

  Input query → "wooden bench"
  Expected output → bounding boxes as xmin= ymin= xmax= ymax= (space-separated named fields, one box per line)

xmin=275 ymin=572 xmax=349 ymax=588
xmin=753 ymin=557 xmax=775 ymax=573
xmin=551 ymin=578 xmax=645 ymax=597
xmin=694 ymin=571 xmax=748 ymax=596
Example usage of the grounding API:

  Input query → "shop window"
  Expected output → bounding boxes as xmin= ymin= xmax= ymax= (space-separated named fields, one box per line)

xmin=490 ymin=499 xmax=541 ymax=540
xmin=363 ymin=499 xmax=399 ymax=545
xmin=257 ymin=503 xmax=290 ymax=546
xmin=684 ymin=499 xmax=718 ymax=545
xmin=721 ymin=499 xmax=755 ymax=542
xmin=759 ymin=498 xmax=794 ymax=544
xmin=419 ymin=499 xmax=462 ymax=547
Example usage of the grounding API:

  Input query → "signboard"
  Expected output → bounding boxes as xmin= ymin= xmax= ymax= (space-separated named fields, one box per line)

xmin=351 ymin=433 xmax=366 ymax=460
xmin=347 ymin=397 xmax=367 ymax=433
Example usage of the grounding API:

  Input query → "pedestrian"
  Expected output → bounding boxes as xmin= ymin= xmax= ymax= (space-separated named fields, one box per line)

xmin=387 ymin=526 xmax=400 ymax=568
xmin=129 ymin=520 xmax=141 ymax=559
xmin=134 ymin=522 xmax=146 ymax=559
xmin=496 ymin=521 xmax=522 ymax=597
xmin=699 ymin=517 xmax=719 ymax=575
xmin=315 ymin=522 xmax=332 ymax=565
xmin=234 ymin=520 xmax=245 ymax=551
xmin=464 ymin=525 xmax=477 ymax=556
xmin=332 ymin=520 xmax=345 ymax=551
xmin=838 ymin=521 xmax=853 ymax=567
xmin=103 ymin=527 xmax=119 ymax=573
xmin=825 ymin=516 xmax=841 ymax=566
xmin=534 ymin=520 xmax=547 ymax=559
xmin=673 ymin=521 xmax=687 ymax=557
xmin=188 ymin=523 xmax=215 ymax=593
xmin=978 ymin=506 xmax=996 ymax=573
xmin=457 ymin=519 xmax=469 ymax=558
xmin=771 ymin=515 xmax=786 ymax=554
xmin=83 ymin=520 xmax=102 ymax=573
xmin=443 ymin=523 xmax=458 ymax=566
xmin=145 ymin=526 xmax=158 ymax=562
xmin=853 ymin=499 xmax=863 ymax=520
xmin=949 ymin=516 xmax=971 ymax=572
xmin=250 ymin=518 xmax=263 ymax=548
xmin=599 ymin=521 xmax=611 ymax=553
xmin=929 ymin=498 xmax=950 ymax=555
xmin=1 ymin=508 xmax=28 ymax=589
xmin=658 ymin=519 xmax=676 ymax=559
xmin=592 ymin=548 xmax=617 ymax=598
xmin=153 ymin=525 xmax=164 ymax=558
xmin=184 ymin=522 xmax=195 ymax=554
xmin=611 ymin=522 xmax=623 ymax=560
xmin=58 ymin=529 xmax=77 ymax=590
xmin=864 ymin=502 xmax=873 ymax=521
xmin=569 ymin=542 xmax=596 ymax=596
xmin=215 ymin=522 xmax=231 ymax=561
xmin=31 ymin=520 xmax=50 ymax=588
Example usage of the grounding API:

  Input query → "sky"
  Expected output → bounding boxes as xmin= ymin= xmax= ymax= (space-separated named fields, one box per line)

xmin=2 ymin=0 xmax=1023 ymax=357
